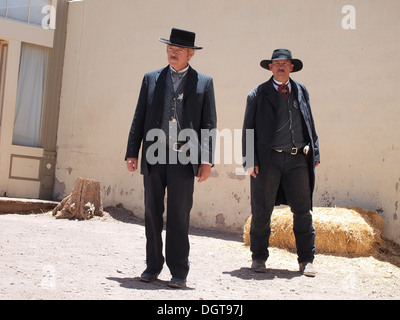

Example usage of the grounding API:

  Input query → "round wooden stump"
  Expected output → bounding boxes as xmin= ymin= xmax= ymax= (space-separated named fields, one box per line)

xmin=52 ymin=177 xmax=104 ymax=220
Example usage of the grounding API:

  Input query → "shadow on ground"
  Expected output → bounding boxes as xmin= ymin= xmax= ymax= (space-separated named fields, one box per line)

xmin=104 ymin=206 xmax=400 ymax=270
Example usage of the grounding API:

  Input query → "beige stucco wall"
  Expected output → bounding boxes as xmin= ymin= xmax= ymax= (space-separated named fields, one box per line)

xmin=55 ymin=0 xmax=400 ymax=244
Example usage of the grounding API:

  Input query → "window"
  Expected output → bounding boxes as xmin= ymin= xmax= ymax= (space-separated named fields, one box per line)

xmin=13 ymin=42 xmax=48 ymax=147
xmin=0 ymin=0 xmax=7 ymax=17
xmin=0 ymin=0 xmax=52 ymax=26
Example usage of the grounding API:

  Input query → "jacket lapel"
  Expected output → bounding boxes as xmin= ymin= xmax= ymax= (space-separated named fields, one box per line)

xmin=151 ymin=65 xmax=198 ymax=129
xmin=182 ymin=66 xmax=198 ymax=128
xmin=183 ymin=66 xmax=198 ymax=101
xmin=291 ymin=80 xmax=307 ymax=116
xmin=151 ymin=66 xmax=168 ymax=124
xmin=261 ymin=77 xmax=279 ymax=110
xmin=292 ymin=79 xmax=312 ymax=136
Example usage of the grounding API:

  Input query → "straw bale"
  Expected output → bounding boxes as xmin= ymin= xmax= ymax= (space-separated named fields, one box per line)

xmin=243 ymin=206 xmax=384 ymax=256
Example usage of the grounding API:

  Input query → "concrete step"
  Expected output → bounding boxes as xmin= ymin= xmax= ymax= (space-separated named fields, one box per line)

xmin=0 ymin=197 xmax=59 ymax=214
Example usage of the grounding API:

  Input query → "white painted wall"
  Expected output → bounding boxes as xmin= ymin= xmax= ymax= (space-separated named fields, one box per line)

xmin=55 ymin=0 xmax=400 ymax=243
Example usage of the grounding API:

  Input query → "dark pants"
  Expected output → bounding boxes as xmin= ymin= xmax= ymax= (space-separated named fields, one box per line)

xmin=143 ymin=162 xmax=194 ymax=279
xmin=250 ymin=150 xmax=315 ymax=263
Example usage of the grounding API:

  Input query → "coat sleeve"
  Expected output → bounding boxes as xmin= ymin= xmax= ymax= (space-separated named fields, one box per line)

xmin=301 ymin=85 xmax=320 ymax=163
xmin=242 ymin=88 xmax=259 ymax=170
xmin=200 ymin=77 xmax=217 ymax=165
xmin=124 ymin=75 xmax=148 ymax=160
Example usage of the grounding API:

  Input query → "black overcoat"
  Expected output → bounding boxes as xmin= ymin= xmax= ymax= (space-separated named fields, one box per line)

xmin=242 ymin=76 xmax=320 ymax=206
xmin=125 ymin=66 xmax=217 ymax=176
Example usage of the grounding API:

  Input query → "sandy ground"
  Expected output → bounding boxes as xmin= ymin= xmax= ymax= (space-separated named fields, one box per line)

xmin=1 ymin=207 xmax=400 ymax=301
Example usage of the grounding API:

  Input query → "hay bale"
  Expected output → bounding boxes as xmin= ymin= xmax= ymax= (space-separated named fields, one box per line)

xmin=243 ymin=206 xmax=384 ymax=256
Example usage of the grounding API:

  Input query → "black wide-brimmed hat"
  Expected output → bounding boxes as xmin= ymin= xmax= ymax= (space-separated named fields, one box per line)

xmin=159 ymin=28 xmax=203 ymax=50
xmin=260 ymin=48 xmax=303 ymax=72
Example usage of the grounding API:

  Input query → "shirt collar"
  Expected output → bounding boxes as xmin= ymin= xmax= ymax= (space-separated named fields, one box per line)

xmin=170 ymin=65 xmax=190 ymax=74
xmin=272 ymin=78 xmax=291 ymax=92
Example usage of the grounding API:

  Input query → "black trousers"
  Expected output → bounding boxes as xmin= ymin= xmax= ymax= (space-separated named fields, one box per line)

xmin=250 ymin=150 xmax=315 ymax=263
xmin=143 ymin=162 xmax=194 ymax=279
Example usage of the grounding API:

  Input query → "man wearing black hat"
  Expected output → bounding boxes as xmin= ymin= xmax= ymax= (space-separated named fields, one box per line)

xmin=125 ymin=28 xmax=217 ymax=288
xmin=242 ymin=49 xmax=320 ymax=277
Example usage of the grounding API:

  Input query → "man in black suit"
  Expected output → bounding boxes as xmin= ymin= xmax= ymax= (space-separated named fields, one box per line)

xmin=242 ymin=49 xmax=320 ymax=277
xmin=125 ymin=28 xmax=217 ymax=288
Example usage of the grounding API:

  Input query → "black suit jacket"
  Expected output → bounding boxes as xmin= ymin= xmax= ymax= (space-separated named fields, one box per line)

xmin=242 ymin=76 xmax=320 ymax=205
xmin=125 ymin=66 xmax=217 ymax=176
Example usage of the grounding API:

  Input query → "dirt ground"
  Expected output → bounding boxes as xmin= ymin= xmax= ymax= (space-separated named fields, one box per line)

xmin=1 ymin=206 xmax=400 ymax=301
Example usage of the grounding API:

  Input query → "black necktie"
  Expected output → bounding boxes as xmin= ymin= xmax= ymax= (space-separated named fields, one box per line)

xmin=171 ymin=71 xmax=182 ymax=82
xmin=171 ymin=71 xmax=186 ymax=91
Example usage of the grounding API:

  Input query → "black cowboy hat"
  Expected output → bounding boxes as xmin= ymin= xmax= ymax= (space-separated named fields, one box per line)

xmin=159 ymin=28 xmax=203 ymax=50
xmin=260 ymin=48 xmax=303 ymax=72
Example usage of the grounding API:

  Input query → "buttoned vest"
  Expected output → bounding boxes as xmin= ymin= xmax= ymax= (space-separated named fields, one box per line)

xmin=160 ymin=69 xmax=188 ymax=140
xmin=272 ymin=89 xmax=306 ymax=151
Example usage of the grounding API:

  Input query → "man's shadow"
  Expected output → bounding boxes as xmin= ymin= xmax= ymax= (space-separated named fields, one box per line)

xmin=107 ymin=276 xmax=194 ymax=290
xmin=223 ymin=267 xmax=301 ymax=280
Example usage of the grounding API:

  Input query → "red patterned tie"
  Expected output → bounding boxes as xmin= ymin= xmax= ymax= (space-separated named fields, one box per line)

xmin=274 ymin=80 xmax=289 ymax=99
xmin=278 ymin=84 xmax=289 ymax=99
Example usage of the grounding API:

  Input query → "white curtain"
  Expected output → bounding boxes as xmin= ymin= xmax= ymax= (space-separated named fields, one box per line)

xmin=13 ymin=43 xmax=48 ymax=147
